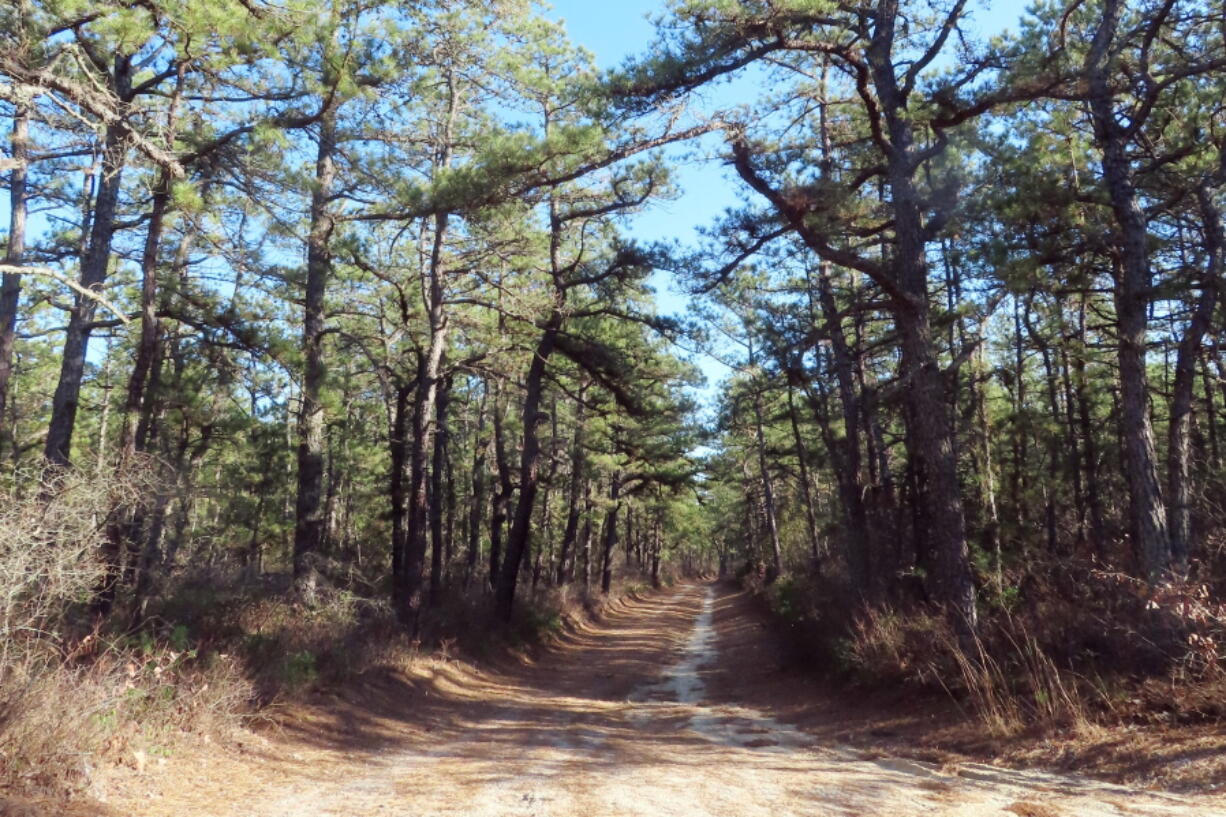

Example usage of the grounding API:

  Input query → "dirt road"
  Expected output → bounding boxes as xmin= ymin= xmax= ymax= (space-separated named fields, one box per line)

xmin=94 ymin=584 xmax=1226 ymax=817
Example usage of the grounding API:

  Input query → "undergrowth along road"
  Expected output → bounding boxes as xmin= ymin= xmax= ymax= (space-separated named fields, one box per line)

xmin=82 ymin=584 xmax=1226 ymax=817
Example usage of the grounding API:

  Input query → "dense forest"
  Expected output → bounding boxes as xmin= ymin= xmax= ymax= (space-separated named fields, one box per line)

xmin=2 ymin=0 xmax=1225 ymax=795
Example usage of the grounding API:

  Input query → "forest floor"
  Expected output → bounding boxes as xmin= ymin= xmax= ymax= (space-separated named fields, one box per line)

xmin=12 ymin=583 xmax=1226 ymax=817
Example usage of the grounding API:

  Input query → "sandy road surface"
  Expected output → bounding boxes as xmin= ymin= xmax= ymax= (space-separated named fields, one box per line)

xmin=94 ymin=584 xmax=1226 ymax=817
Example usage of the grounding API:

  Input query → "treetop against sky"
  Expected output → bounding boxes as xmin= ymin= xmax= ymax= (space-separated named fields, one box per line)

xmin=543 ymin=0 xmax=1028 ymax=407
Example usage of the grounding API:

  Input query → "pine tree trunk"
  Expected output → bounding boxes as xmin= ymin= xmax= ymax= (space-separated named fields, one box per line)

xmin=293 ymin=109 xmax=337 ymax=601
xmin=465 ymin=387 xmax=487 ymax=588
xmin=813 ymin=265 xmax=872 ymax=592
xmin=496 ymin=318 xmax=560 ymax=620
xmin=1202 ymin=350 xmax=1220 ymax=469
xmin=600 ymin=474 xmax=621 ymax=594
xmin=580 ymin=490 xmax=594 ymax=591
xmin=404 ymin=269 xmax=449 ymax=626
xmin=390 ymin=383 xmax=412 ymax=598
xmin=1023 ymin=298 xmax=1063 ymax=555
xmin=1085 ymin=0 xmax=1171 ymax=578
xmin=1167 ymin=186 xmax=1222 ymax=570
xmin=750 ymin=374 xmax=783 ymax=582
xmin=489 ymin=386 xmax=512 ymax=589
xmin=430 ymin=374 xmax=453 ymax=602
xmin=556 ymin=394 xmax=587 ymax=584
xmin=0 ymin=93 xmax=30 ymax=457
xmin=785 ymin=385 xmax=823 ymax=566
xmin=650 ymin=513 xmax=662 ymax=589
xmin=868 ymin=18 xmax=975 ymax=636
xmin=114 ymin=166 xmax=176 ymax=619
xmin=46 ymin=89 xmax=130 ymax=466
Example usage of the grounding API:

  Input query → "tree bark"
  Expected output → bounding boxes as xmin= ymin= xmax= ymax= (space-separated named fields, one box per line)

xmin=811 ymin=265 xmax=872 ymax=592
xmin=600 ymin=473 xmax=621 ymax=594
xmin=1023 ymin=296 xmax=1064 ymax=555
xmin=293 ymin=108 xmax=337 ymax=600
xmin=403 ymin=285 xmax=449 ymax=625
xmin=489 ymin=384 xmax=512 ymax=589
xmin=1085 ymin=0 xmax=1171 ymax=578
xmin=650 ymin=511 xmax=662 ymax=588
xmin=45 ymin=59 xmax=132 ymax=465
xmin=556 ymin=392 xmax=587 ymax=584
xmin=0 ymin=92 xmax=30 ymax=456
xmin=1074 ymin=296 xmax=1108 ymax=555
xmin=869 ymin=21 xmax=975 ymax=635
xmin=430 ymin=373 xmax=453 ymax=602
xmin=495 ymin=316 xmax=560 ymax=620
xmin=748 ymin=362 xmax=783 ymax=582
xmin=465 ymin=385 xmax=487 ymax=588
xmin=580 ymin=488 xmax=594 ymax=590
xmin=785 ymin=384 xmax=823 ymax=567
xmin=1167 ymin=186 xmax=1222 ymax=570
xmin=389 ymin=382 xmax=412 ymax=598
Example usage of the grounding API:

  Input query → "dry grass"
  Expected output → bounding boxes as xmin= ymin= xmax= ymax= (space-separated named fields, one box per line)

xmin=846 ymin=607 xmax=1094 ymax=737
xmin=816 ymin=564 xmax=1226 ymax=738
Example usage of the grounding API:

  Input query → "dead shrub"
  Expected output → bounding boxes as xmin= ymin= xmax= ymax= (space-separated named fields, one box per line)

xmin=0 ymin=467 xmax=137 ymax=666
xmin=0 ymin=466 xmax=252 ymax=796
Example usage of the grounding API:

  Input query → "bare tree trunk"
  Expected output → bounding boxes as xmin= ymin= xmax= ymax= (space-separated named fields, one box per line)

xmin=1074 ymin=296 xmax=1108 ymax=555
xmin=750 ymin=376 xmax=783 ymax=581
xmin=625 ymin=506 xmax=635 ymax=567
xmin=162 ymin=425 xmax=214 ymax=570
xmin=812 ymin=265 xmax=872 ymax=592
xmin=465 ymin=385 xmax=487 ymax=588
xmin=403 ymin=297 xmax=448 ymax=625
xmin=0 ymin=91 xmax=30 ymax=456
xmin=785 ymin=385 xmax=823 ymax=566
xmin=118 ymin=165 xmax=176 ymax=464
xmin=389 ymin=382 xmax=412 ymax=596
xmin=600 ymin=473 xmax=621 ymax=594
xmin=430 ymin=374 xmax=453 ymax=602
xmin=489 ymin=385 xmax=512 ymax=590
xmin=650 ymin=511 xmax=662 ymax=589
xmin=1058 ymin=337 xmax=1088 ymax=548
xmin=1010 ymin=298 xmax=1028 ymax=530
xmin=971 ymin=345 xmax=1002 ymax=593
xmin=1023 ymin=296 xmax=1063 ymax=555
xmin=1167 ymin=186 xmax=1222 ymax=571
xmin=1085 ymin=0 xmax=1170 ymax=578
xmin=115 ymin=161 xmax=181 ymax=620
xmin=883 ymin=160 xmax=976 ymax=636
xmin=580 ymin=489 xmax=594 ymax=591
xmin=1202 ymin=349 xmax=1221 ymax=469
xmin=556 ymin=392 xmax=587 ymax=584
xmin=293 ymin=108 xmax=337 ymax=601
xmin=46 ymin=62 xmax=131 ymax=466
xmin=496 ymin=316 xmax=560 ymax=619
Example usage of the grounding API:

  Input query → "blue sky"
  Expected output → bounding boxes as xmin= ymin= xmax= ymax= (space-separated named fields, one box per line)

xmin=543 ymin=0 xmax=1029 ymax=405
